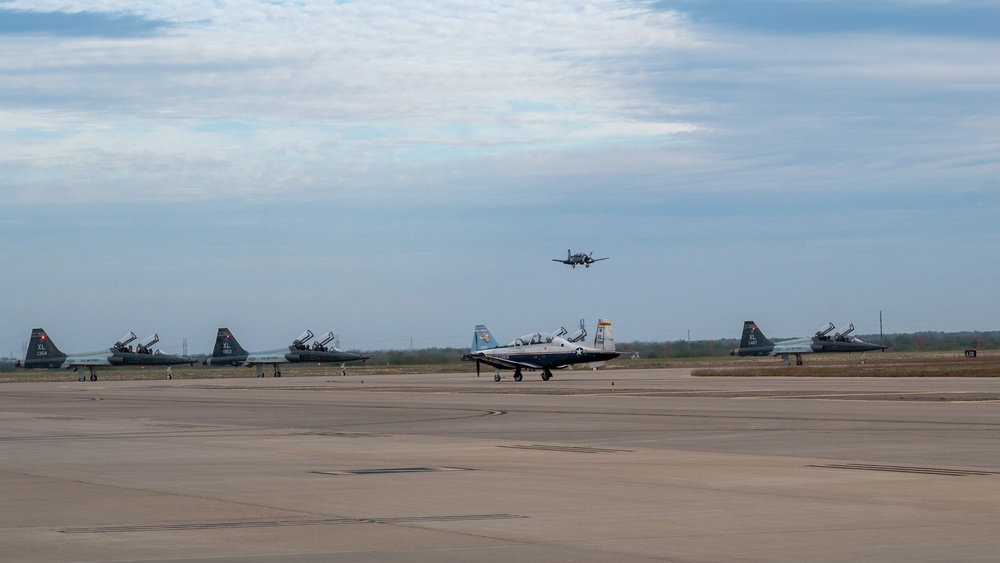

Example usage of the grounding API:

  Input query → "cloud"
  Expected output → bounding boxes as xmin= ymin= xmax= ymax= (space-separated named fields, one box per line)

xmin=0 ymin=1 xmax=705 ymax=203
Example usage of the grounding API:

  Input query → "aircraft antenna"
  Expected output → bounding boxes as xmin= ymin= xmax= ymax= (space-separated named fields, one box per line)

xmin=879 ymin=311 xmax=884 ymax=350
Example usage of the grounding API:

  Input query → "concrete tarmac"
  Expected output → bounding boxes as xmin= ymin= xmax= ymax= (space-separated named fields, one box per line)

xmin=2 ymin=368 xmax=999 ymax=562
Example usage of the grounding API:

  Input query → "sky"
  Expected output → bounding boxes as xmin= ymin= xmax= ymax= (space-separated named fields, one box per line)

xmin=2 ymin=0 xmax=999 ymax=356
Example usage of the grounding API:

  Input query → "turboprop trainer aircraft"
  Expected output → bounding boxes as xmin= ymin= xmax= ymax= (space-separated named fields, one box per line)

xmin=729 ymin=320 xmax=887 ymax=365
xmin=552 ymin=249 xmax=609 ymax=268
xmin=15 ymin=328 xmax=194 ymax=381
xmin=462 ymin=319 xmax=619 ymax=381
xmin=203 ymin=328 xmax=369 ymax=377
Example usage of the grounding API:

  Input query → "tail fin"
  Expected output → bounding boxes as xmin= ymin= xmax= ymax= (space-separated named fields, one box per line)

xmin=594 ymin=319 xmax=615 ymax=351
xmin=25 ymin=328 xmax=66 ymax=361
xmin=213 ymin=328 xmax=248 ymax=357
xmin=471 ymin=325 xmax=500 ymax=352
xmin=740 ymin=321 xmax=773 ymax=349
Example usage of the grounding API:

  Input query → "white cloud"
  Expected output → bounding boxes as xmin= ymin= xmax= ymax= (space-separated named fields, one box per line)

xmin=0 ymin=1 xmax=704 ymax=203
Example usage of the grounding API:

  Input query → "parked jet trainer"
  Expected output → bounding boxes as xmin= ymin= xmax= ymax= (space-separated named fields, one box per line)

xmin=730 ymin=320 xmax=887 ymax=365
xmin=15 ymin=328 xmax=193 ymax=381
xmin=204 ymin=328 xmax=369 ymax=377
xmin=463 ymin=319 xmax=619 ymax=381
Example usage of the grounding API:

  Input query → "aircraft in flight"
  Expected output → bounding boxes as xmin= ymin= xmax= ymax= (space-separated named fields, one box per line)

xmin=552 ymin=249 xmax=609 ymax=268
xmin=729 ymin=320 xmax=887 ymax=365
xmin=462 ymin=319 xmax=619 ymax=381
xmin=15 ymin=328 xmax=193 ymax=381
xmin=203 ymin=328 xmax=369 ymax=377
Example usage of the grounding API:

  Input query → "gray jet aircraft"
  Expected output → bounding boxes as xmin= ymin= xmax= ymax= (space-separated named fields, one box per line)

xmin=730 ymin=320 xmax=887 ymax=365
xmin=15 ymin=328 xmax=193 ymax=381
xmin=552 ymin=249 xmax=609 ymax=268
xmin=462 ymin=319 xmax=619 ymax=381
xmin=203 ymin=328 xmax=369 ymax=377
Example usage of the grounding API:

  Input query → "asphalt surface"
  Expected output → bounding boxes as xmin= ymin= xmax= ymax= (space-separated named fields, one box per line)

xmin=2 ymin=368 xmax=999 ymax=562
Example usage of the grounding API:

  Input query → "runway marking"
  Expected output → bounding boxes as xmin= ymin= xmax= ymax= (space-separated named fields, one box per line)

xmin=809 ymin=463 xmax=1000 ymax=477
xmin=499 ymin=444 xmax=631 ymax=454
xmin=298 ymin=431 xmax=392 ymax=438
xmin=57 ymin=513 xmax=527 ymax=534
xmin=312 ymin=466 xmax=473 ymax=476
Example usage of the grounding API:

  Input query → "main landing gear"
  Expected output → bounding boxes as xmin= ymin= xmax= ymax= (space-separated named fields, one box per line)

xmin=77 ymin=367 xmax=98 ymax=382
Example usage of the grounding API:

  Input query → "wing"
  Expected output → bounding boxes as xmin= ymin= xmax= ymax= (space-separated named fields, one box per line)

xmin=464 ymin=352 xmax=543 ymax=371
xmin=592 ymin=257 xmax=609 ymax=262
xmin=552 ymin=259 xmax=570 ymax=264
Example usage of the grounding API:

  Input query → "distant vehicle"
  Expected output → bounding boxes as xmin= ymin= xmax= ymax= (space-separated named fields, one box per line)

xmin=15 ymin=328 xmax=193 ymax=381
xmin=204 ymin=328 xmax=369 ymax=377
xmin=730 ymin=320 xmax=888 ymax=365
xmin=462 ymin=319 xmax=619 ymax=381
xmin=552 ymin=249 xmax=609 ymax=268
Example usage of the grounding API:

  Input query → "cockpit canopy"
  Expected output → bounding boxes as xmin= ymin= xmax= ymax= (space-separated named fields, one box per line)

xmin=511 ymin=333 xmax=556 ymax=347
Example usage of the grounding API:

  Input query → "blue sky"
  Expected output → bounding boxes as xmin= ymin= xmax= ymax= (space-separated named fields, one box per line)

xmin=2 ymin=1 xmax=999 ymax=356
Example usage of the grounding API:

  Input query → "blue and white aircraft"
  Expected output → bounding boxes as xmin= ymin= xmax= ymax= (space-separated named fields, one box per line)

xmin=463 ymin=319 xmax=619 ymax=381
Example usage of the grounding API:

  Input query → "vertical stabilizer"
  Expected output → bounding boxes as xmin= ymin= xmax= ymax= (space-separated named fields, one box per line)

xmin=740 ymin=321 xmax=773 ymax=349
xmin=594 ymin=319 xmax=615 ymax=351
xmin=213 ymin=328 xmax=248 ymax=357
xmin=25 ymin=328 xmax=66 ymax=362
xmin=471 ymin=325 xmax=500 ymax=352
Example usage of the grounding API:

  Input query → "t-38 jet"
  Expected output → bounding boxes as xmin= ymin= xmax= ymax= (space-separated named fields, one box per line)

xmin=462 ymin=319 xmax=619 ymax=381
xmin=204 ymin=328 xmax=369 ymax=377
xmin=730 ymin=320 xmax=887 ymax=365
xmin=552 ymin=249 xmax=609 ymax=268
xmin=15 ymin=328 xmax=193 ymax=381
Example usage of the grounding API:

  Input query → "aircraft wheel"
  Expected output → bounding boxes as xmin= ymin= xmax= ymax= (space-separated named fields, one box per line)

xmin=796 ymin=360 xmax=803 ymax=366
xmin=274 ymin=372 xmax=281 ymax=378
xmin=513 ymin=373 xmax=522 ymax=382
xmin=258 ymin=373 xmax=264 ymax=378
xmin=78 ymin=375 xmax=86 ymax=382
xmin=90 ymin=374 xmax=97 ymax=381
xmin=166 ymin=373 xmax=172 ymax=380
xmin=340 ymin=369 xmax=346 ymax=377
xmin=542 ymin=372 xmax=551 ymax=381
xmin=494 ymin=373 xmax=501 ymax=382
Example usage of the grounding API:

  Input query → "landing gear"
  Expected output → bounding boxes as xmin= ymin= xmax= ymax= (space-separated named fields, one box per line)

xmin=90 ymin=374 xmax=97 ymax=381
xmin=541 ymin=369 xmax=552 ymax=381
xmin=78 ymin=374 xmax=85 ymax=382
xmin=494 ymin=373 xmax=501 ymax=382
xmin=165 ymin=367 xmax=172 ymax=380
xmin=340 ymin=363 xmax=346 ymax=377
xmin=513 ymin=369 xmax=523 ymax=382
xmin=256 ymin=365 xmax=265 ymax=378
xmin=273 ymin=366 xmax=281 ymax=377
xmin=795 ymin=353 xmax=803 ymax=366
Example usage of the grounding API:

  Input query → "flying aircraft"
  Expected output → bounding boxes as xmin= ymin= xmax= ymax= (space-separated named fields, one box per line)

xmin=552 ymin=249 xmax=609 ymax=268
xmin=15 ymin=328 xmax=193 ymax=381
xmin=203 ymin=328 xmax=369 ymax=377
xmin=462 ymin=319 xmax=619 ymax=381
xmin=729 ymin=320 xmax=887 ymax=365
